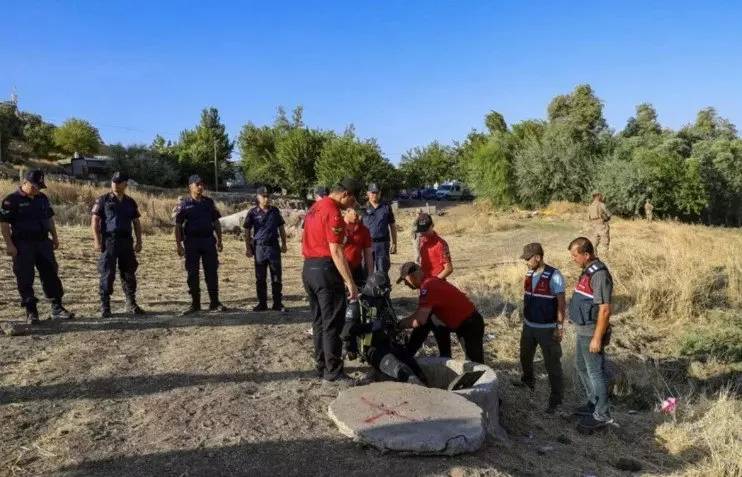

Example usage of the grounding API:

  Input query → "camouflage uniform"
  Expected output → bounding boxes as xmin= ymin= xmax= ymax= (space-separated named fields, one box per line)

xmin=588 ymin=199 xmax=611 ymax=253
xmin=644 ymin=200 xmax=654 ymax=221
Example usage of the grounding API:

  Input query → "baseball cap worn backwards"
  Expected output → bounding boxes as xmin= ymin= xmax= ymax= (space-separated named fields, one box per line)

xmin=396 ymin=261 xmax=420 ymax=284
xmin=111 ymin=172 xmax=129 ymax=183
xmin=367 ymin=182 xmax=380 ymax=193
xmin=256 ymin=186 xmax=269 ymax=196
xmin=416 ymin=213 xmax=433 ymax=233
xmin=25 ymin=170 xmax=47 ymax=189
xmin=188 ymin=175 xmax=204 ymax=185
xmin=520 ymin=242 xmax=544 ymax=260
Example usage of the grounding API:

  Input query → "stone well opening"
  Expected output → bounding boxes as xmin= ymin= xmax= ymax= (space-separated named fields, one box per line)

xmin=415 ymin=357 xmax=503 ymax=438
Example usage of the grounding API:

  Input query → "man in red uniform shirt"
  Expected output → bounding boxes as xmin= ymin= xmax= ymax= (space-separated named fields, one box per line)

xmin=417 ymin=213 xmax=453 ymax=279
xmin=343 ymin=208 xmax=373 ymax=286
xmin=397 ymin=262 xmax=485 ymax=363
xmin=407 ymin=213 xmax=453 ymax=357
xmin=302 ymin=178 xmax=360 ymax=382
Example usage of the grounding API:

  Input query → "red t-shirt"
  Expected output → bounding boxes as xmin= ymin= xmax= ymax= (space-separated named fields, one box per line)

xmin=418 ymin=277 xmax=475 ymax=329
xmin=343 ymin=222 xmax=372 ymax=268
xmin=419 ymin=232 xmax=451 ymax=277
xmin=302 ymin=197 xmax=344 ymax=258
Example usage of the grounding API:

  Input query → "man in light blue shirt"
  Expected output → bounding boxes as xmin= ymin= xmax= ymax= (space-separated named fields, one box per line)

xmin=517 ymin=243 xmax=566 ymax=413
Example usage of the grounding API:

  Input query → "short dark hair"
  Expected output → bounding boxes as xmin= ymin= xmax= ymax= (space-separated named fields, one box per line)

xmin=568 ymin=237 xmax=594 ymax=255
xmin=330 ymin=177 xmax=361 ymax=197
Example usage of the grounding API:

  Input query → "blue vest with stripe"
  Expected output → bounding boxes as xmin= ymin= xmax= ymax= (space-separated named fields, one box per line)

xmin=523 ymin=265 xmax=558 ymax=326
xmin=568 ymin=260 xmax=608 ymax=326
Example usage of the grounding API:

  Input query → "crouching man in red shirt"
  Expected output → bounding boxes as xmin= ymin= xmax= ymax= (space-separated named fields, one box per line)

xmin=396 ymin=262 xmax=485 ymax=363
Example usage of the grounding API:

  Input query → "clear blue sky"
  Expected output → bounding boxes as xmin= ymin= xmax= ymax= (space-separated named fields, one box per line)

xmin=2 ymin=1 xmax=740 ymax=163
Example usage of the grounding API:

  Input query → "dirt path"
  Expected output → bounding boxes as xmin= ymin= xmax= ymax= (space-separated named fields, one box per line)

xmin=0 ymin=208 xmax=696 ymax=476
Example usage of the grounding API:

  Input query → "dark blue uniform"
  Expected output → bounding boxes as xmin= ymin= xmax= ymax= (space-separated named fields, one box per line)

xmin=174 ymin=196 xmax=221 ymax=306
xmin=92 ymin=193 xmax=140 ymax=305
xmin=244 ymin=205 xmax=285 ymax=308
xmin=0 ymin=189 xmax=64 ymax=309
xmin=362 ymin=202 xmax=395 ymax=279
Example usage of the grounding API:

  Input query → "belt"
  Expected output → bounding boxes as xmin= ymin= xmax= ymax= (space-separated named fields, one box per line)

xmin=524 ymin=319 xmax=557 ymax=329
xmin=11 ymin=232 xmax=48 ymax=241
xmin=103 ymin=231 xmax=132 ymax=239
xmin=372 ymin=238 xmax=389 ymax=243
xmin=185 ymin=231 xmax=214 ymax=238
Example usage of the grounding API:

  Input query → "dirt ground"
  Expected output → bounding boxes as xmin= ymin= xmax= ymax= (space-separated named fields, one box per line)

xmin=0 ymin=204 xmax=727 ymax=476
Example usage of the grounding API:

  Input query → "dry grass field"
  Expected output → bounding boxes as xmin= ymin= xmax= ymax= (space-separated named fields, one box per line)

xmin=0 ymin=182 xmax=740 ymax=476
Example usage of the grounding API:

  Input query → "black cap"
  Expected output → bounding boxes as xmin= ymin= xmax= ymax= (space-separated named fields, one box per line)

xmin=188 ymin=175 xmax=204 ymax=185
xmin=24 ymin=170 xmax=46 ymax=189
xmin=256 ymin=186 xmax=269 ymax=196
xmin=111 ymin=172 xmax=129 ymax=183
xmin=520 ymin=242 xmax=544 ymax=260
xmin=314 ymin=185 xmax=328 ymax=198
xmin=338 ymin=177 xmax=362 ymax=199
xmin=415 ymin=213 xmax=434 ymax=233
xmin=367 ymin=182 xmax=380 ymax=193
xmin=396 ymin=261 xmax=421 ymax=284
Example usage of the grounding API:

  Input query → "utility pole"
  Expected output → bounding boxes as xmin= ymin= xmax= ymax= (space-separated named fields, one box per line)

xmin=213 ymin=140 xmax=218 ymax=193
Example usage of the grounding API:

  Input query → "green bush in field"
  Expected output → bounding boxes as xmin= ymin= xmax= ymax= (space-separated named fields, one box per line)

xmin=679 ymin=317 xmax=742 ymax=363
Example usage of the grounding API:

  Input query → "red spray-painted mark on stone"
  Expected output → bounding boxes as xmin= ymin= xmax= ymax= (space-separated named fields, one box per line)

xmin=361 ymin=396 xmax=420 ymax=424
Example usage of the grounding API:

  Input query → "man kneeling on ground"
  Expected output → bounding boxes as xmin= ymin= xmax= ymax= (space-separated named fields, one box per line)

xmin=396 ymin=262 xmax=485 ymax=364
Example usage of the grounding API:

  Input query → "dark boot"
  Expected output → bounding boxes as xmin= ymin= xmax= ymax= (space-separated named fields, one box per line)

xmin=26 ymin=303 xmax=40 ymax=325
xmin=100 ymin=296 xmax=112 ymax=319
xmin=51 ymin=298 xmax=75 ymax=320
xmin=252 ymin=303 xmax=268 ymax=312
xmin=125 ymin=297 xmax=145 ymax=315
xmin=208 ymin=292 xmax=227 ymax=313
xmin=181 ymin=293 xmax=201 ymax=316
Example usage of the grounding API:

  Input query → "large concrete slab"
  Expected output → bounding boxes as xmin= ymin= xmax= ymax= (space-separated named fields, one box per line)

xmin=328 ymin=382 xmax=485 ymax=455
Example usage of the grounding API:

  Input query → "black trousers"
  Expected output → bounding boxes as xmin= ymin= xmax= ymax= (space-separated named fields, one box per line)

xmin=254 ymin=244 xmax=282 ymax=306
xmin=406 ymin=311 xmax=485 ymax=364
xmin=184 ymin=236 xmax=219 ymax=304
xmin=303 ymin=258 xmax=346 ymax=380
xmin=520 ymin=325 xmax=563 ymax=404
xmin=406 ymin=317 xmax=453 ymax=358
xmin=12 ymin=238 xmax=63 ymax=307
xmin=98 ymin=236 xmax=138 ymax=301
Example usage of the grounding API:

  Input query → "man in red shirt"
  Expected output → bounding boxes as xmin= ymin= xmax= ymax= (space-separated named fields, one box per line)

xmin=397 ymin=262 xmax=485 ymax=363
xmin=417 ymin=213 xmax=453 ymax=279
xmin=407 ymin=213 xmax=453 ymax=357
xmin=343 ymin=208 xmax=373 ymax=286
xmin=302 ymin=178 xmax=360 ymax=382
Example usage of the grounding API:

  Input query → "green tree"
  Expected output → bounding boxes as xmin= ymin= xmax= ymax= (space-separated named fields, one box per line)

xmin=19 ymin=113 xmax=56 ymax=157
xmin=511 ymin=119 xmax=546 ymax=145
xmin=547 ymin=84 xmax=607 ymax=147
xmin=679 ymin=107 xmax=737 ymax=144
xmin=175 ymin=107 xmax=233 ymax=188
xmin=484 ymin=110 xmax=507 ymax=134
xmin=514 ymin=123 xmax=597 ymax=207
xmin=622 ymin=103 xmax=661 ymax=137
xmin=399 ymin=142 xmax=459 ymax=187
xmin=238 ymin=123 xmax=283 ymax=187
xmin=465 ymin=132 xmax=514 ymax=206
xmin=0 ymin=102 xmax=23 ymax=162
xmin=53 ymin=118 xmax=101 ymax=156
xmin=693 ymin=138 xmax=742 ymax=225
xmin=275 ymin=127 xmax=326 ymax=196
xmin=315 ymin=132 xmax=399 ymax=195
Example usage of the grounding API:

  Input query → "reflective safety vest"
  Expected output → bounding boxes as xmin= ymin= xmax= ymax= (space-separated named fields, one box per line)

xmin=568 ymin=260 xmax=608 ymax=326
xmin=523 ymin=266 xmax=558 ymax=327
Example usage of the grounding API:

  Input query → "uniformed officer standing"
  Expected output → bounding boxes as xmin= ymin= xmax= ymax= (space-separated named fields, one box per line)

xmin=517 ymin=243 xmax=566 ymax=414
xmin=302 ymin=178 xmax=360 ymax=382
xmin=362 ymin=183 xmax=397 ymax=281
xmin=587 ymin=192 xmax=611 ymax=254
xmin=0 ymin=170 xmax=74 ymax=323
xmin=174 ymin=175 xmax=227 ymax=315
xmin=342 ymin=208 xmax=374 ymax=287
xmin=644 ymin=199 xmax=654 ymax=221
xmin=568 ymin=237 xmax=615 ymax=432
xmin=405 ymin=212 xmax=453 ymax=358
xmin=91 ymin=172 xmax=144 ymax=318
xmin=244 ymin=187 xmax=287 ymax=312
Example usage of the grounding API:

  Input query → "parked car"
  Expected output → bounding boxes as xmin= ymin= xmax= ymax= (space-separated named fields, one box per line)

xmin=421 ymin=188 xmax=437 ymax=200
xmin=435 ymin=181 xmax=468 ymax=200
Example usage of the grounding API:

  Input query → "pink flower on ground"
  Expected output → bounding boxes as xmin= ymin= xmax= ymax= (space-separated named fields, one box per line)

xmin=661 ymin=397 xmax=677 ymax=414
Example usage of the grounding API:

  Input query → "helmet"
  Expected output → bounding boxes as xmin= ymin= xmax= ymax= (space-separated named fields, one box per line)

xmin=361 ymin=271 xmax=391 ymax=298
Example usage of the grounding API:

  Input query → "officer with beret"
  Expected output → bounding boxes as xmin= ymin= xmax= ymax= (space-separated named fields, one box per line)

xmin=91 ymin=172 xmax=144 ymax=318
xmin=244 ymin=186 xmax=287 ymax=312
xmin=0 ymin=170 xmax=74 ymax=323
xmin=174 ymin=175 xmax=227 ymax=315
xmin=362 ymin=183 xmax=397 ymax=282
